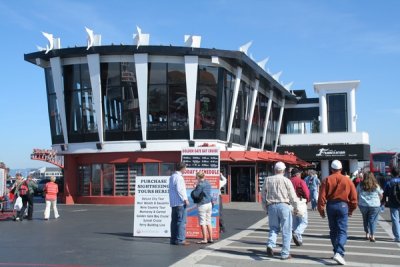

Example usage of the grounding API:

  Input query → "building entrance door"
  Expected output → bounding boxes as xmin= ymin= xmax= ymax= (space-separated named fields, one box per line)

xmin=230 ymin=166 xmax=255 ymax=202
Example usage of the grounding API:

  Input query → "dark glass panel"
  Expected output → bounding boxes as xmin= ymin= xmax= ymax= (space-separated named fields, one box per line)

xmin=148 ymin=85 xmax=168 ymax=130
xmin=168 ymin=63 xmax=185 ymax=84
xmin=48 ymin=95 xmax=63 ymax=136
xmin=82 ymin=90 xmax=98 ymax=133
xmin=327 ymin=93 xmax=347 ymax=132
xmin=144 ymin=163 xmax=159 ymax=176
xmin=149 ymin=63 xmax=167 ymax=84
xmin=81 ymin=64 xmax=91 ymax=89
xmin=115 ymin=164 xmax=128 ymax=196
xmin=198 ymin=66 xmax=218 ymax=84
xmin=79 ymin=165 xmax=91 ymax=196
xmin=104 ymin=86 xmax=122 ymax=131
xmin=103 ymin=164 xmax=114 ymax=196
xmin=45 ymin=68 xmax=55 ymax=94
xmin=161 ymin=163 xmax=174 ymax=176
xmin=168 ymin=84 xmax=188 ymax=130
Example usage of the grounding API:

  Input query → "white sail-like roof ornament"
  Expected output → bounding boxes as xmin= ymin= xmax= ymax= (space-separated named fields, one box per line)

xmin=41 ymin=32 xmax=61 ymax=54
xmin=184 ymin=35 xmax=201 ymax=48
xmin=239 ymin=41 xmax=252 ymax=55
xmin=133 ymin=26 xmax=150 ymax=49
xmin=257 ymin=57 xmax=269 ymax=71
xmin=85 ymin=27 xmax=102 ymax=50
xmin=272 ymin=71 xmax=283 ymax=82
xmin=284 ymin=81 xmax=294 ymax=91
xmin=36 ymin=45 xmax=46 ymax=52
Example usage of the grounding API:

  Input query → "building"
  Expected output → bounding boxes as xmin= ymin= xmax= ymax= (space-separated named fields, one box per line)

xmin=31 ymin=166 xmax=63 ymax=181
xmin=24 ymin=30 xmax=369 ymax=204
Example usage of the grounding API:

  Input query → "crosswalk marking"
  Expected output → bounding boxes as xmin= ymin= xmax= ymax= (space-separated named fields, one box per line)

xmin=172 ymin=209 xmax=400 ymax=267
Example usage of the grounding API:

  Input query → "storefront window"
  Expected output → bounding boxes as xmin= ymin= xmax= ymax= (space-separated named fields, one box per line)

xmin=129 ymin=164 xmax=143 ymax=195
xmin=220 ymin=71 xmax=235 ymax=133
xmin=79 ymin=165 xmax=91 ymax=196
xmin=103 ymin=164 xmax=114 ymax=196
xmin=327 ymin=93 xmax=348 ymax=132
xmin=144 ymin=163 xmax=159 ymax=176
xmin=161 ymin=163 xmax=174 ymax=176
xmin=115 ymin=164 xmax=128 ymax=196
xmin=91 ymin=164 xmax=101 ymax=196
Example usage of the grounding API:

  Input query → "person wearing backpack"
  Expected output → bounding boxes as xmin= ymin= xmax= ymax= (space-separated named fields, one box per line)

xmin=11 ymin=173 xmax=29 ymax=221
xmin=382 ymin=167 xmax=400 ymax=242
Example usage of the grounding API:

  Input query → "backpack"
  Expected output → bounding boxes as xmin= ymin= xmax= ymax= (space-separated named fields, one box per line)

xmin=191 ymin=189 xmax=205 ymax=204
xmin=19 ymin=182 xmax=29 ymax=196
xmin=392 ymin=182 xmax=400 ymax=206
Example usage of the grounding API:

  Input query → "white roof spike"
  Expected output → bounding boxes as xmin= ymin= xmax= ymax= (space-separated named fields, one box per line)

xmin=239 ymin=41 xmax=252 ymax=55
xmin=184 ymin=35 xmax=201 ymax=48
xmin=133 ymin=25 xmax=149 ymax=49
xmin=272 ymin=71 xmax=283 ymax=82
xmin=85 ymin=27 xmax=94 ymax=50
xmin=42 ymin=32 xmax=54 ymax=54
xmin=257 ymin=57 xmax=269 ymax=70
xmin=284 ymin=81 xmax=294 ymax=91
xmin=36 ymin=45 xmax=46 ymax=52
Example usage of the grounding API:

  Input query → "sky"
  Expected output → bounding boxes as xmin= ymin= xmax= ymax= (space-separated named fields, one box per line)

xmin=0 ymin=0 xmax=399 ymax=169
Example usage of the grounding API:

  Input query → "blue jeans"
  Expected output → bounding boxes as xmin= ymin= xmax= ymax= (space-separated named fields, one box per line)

xmin=326 ymin=201 xmax=348 ymax=256
xmin=266 ymin=203 xmax=292 ymax=258
xmin=359 ymin=206 xmax=380 ymax=236
xmin=390 ymin=207 xmax=400 ymax=241
xmin=293 ymin=211 xmax=308 ymax=242
xmin=310 ymin=189 xmax=318 ymax=209
xmin=170 ymin=205 xmax=187 ymax=244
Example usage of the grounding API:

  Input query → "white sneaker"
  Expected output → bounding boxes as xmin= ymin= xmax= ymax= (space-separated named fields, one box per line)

xmin=333 ymin=253 xmax=346 ymax=265
xmin=55 ymin=215 xmax=60 ymax=219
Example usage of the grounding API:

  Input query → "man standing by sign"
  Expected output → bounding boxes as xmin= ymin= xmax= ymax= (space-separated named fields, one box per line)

xmin=169 ymin=162 xmax=190 ymax=246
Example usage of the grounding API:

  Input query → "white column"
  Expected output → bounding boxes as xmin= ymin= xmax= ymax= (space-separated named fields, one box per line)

xmin=134 ymin=54 xmax=148 ymax=141
xmin=273 ymin=98 xmax=285 ymax=152
xmin=226 ymin=67 xmax=242 ymax=142
xmin=348 ymin=89 xmax=356 ymax=132
xmin=184 ymin=56 xmax=198 ymax=141
xmin=261 ymin=90 xmax=274 ymax=150
xmin=320 ymin=92 xmax=328 ymax=134
xmin=87 ymin=54 xmax=103 ymax=144
xmin=349 ymin=159 xmax=358 ymax=175
xmin=244 ymin=80 xmax=259 ymax=148
xmin=321 ymin=160 xmax=330 ymax=180
xmin=50 ymin=57 xmax=68 ymax=145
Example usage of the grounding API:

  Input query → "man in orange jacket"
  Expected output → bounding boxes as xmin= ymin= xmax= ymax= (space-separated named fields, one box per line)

xmin=318 ymin=160 xmax=357 ymax=266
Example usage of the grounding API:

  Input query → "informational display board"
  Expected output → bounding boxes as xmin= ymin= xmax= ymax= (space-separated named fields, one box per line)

xmin=133 ymin=176 xmax=171 ymax=237
xmin=0 ymin=169 xmax=5 ymax=197
xmin=182 ymin=147 xmax=220 ymax=239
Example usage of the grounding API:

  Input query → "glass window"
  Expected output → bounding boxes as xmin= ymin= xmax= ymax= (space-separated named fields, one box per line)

xmin=79 ymin=165 xmax=91 ymax=196
xmin=327 ymin=93 xmax=347 ymax=132
xmin=103 ymin=164 xmax=114 ymax=196
xmin=219 ymin=71 xmax=235 ymax=132
xmin=161 ymin=163 xmax=174 ymax=176
xmin=144 ymin=163 xmax=159 ymax=176
xmin=168 ymin=63 xmax=185 ymax=84
xmin=48 ymin=94 xmax=63 ymax=136
xmin=195 ymin=66 xmax=218 ymax=130
xmin=149 ymin=63 xmax=167 ymax=84
xmin=115 ymin=164 xmax=128 ymax=196
xmin=45 ymin=68 xmax=55 ymax=94
xmin=168 ymin=84 xmax=188 ymax=130
xmin=104 ymin=86 xmax=122 ymax=131
xmin=129 ymin=163 xmax=143 ymax=196
xmin=91 ymin=164 xmax=101 ymax=196
xmin=148 ymin=85 xmax=168 ymax=130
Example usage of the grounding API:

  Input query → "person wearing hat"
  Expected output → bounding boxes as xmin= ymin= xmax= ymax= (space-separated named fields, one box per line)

xmin=290 ymin=168 xmax=310 ymax=246
xmin=261 ymin=161 xmax=299 ymax=260
xmin=317 ymin=160 xmax=358 ymax=265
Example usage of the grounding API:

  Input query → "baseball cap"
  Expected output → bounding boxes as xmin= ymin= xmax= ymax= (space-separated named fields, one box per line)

xmin=291 ymin=168 xmax=301 ymax=176
xmin=274 ymin=161 xmax=286 ymax=171
xmin=331 ymin=160 xmax=342 ymax=170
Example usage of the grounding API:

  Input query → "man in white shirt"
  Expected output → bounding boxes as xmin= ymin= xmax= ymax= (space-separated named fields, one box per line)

xmin=169 ymin=162 xmax=190 ymax=245
xmin=261 ymin=162 xmax=299 ymax=260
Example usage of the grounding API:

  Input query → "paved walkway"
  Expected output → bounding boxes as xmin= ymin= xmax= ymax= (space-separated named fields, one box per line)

xmin=173 ymin=205 xmax=400 ymax=267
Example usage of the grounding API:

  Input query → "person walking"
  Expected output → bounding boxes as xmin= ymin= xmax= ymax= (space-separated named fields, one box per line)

xmin=219 ymin=173 xmax=227 ymax=233
xmin=382 ymin=168 xmax=400 ymax=243
xmin=261 ymin=162 xmax=299 ymax=260
xmin=305 ymin=170 xmax=321 ymax=210
xmin=191 ymin=171 xmax=213 ymax=244
xmin=43 ymin=176 xmax=60 ymax=220
xmin=356 ymin=171 xmax=383 ymax=242
xmin=289 ymin=168 xmax=310 ymax=246
xmin=25 ymin=174 xmax=38 ymax=220
xmin=169 ymin=162 xmax=190 ymax=246
xmin=318 ymin=160 xmax=358 ymax=265
xmin=10 ymin=173 xmax=24 ymax=221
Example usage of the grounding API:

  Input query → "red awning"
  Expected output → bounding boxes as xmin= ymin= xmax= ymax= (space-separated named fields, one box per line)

xmin=220 ymin=150 xmax=311 ymax=167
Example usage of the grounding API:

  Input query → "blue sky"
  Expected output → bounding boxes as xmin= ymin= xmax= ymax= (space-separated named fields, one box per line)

xmin=0 ymin=0 xmax=399 ymax=169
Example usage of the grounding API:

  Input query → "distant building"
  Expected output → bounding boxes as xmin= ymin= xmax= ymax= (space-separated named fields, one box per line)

xmin=31 ymin=167 xmax=63 ymax=181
